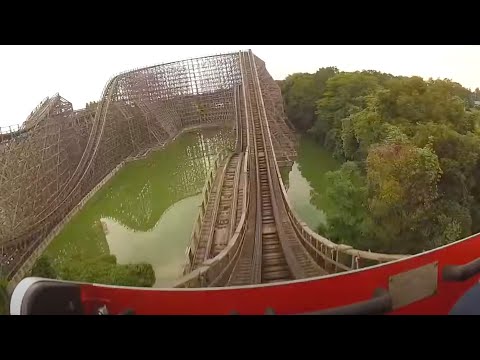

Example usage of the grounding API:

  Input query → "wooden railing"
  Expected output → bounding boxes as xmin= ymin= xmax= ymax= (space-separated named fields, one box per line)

xmin=175 ymin=52 xmax=249 ymax=287
xmin=174 ymin=151 xmax=248 ymax=288
xmin=182 ymin=148 xmax=232 ymax=274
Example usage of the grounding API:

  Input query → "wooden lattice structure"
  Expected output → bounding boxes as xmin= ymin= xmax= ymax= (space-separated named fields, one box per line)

xmin=0 ymin=50 xmax=297 ymax=280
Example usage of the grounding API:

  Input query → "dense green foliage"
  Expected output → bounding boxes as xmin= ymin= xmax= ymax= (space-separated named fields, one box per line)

xmin=281 ymin=67 xmax=339 ymax=131
xmin=0 ymin=278 xmax=8 ymax=315
xmin=281 ymin=69 xmax=480 ymax=253
xmin=30 ymin=255 xmax=58 ymax=278
xmin=31 ymin=254 xmax=156 ymax=288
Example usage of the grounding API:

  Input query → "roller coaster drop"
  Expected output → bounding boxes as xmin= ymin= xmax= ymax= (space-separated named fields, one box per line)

xmin=6 ymin=50 xmax=480 ymax=315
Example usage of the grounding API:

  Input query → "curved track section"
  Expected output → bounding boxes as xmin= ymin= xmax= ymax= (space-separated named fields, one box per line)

xmin=1 ymin=53 xmax=241 ymax=280
xmin=2 ymin=78 xmax=117 ymax=250
xmin=188 ymin=85 xmax=246 ymax=270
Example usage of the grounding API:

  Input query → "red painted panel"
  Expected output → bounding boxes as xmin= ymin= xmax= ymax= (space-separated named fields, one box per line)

xmin=79 ymin=233 xmax=480 ymax=315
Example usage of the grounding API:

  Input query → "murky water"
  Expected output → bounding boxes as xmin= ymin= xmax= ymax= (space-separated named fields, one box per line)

xmin=45 ymin=127 xmax=236 ymax=287
xmin=281 ymin=136 xmax=341 ymax=231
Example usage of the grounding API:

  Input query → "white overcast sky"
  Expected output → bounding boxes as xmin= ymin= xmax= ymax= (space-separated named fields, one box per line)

xmin=0 ymin=45 xmax=479 ymax=128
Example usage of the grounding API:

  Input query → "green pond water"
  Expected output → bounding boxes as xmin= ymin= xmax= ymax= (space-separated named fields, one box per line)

xmin=45 ymin=130 xmax=337 ymax=288
xmin=281 ymin=136 xmax=341 ymax=231
xmin=45 ymin=127 xmax=236 ymax=287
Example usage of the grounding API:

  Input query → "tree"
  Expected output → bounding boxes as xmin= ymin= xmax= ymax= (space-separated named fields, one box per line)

xmin=366 ymin=143 xmax=442 ymax=252
xmin=413 ymin=123 xmax=480 ymax=204
xmin=311 ymin=71 xmax=384 ymax=156
xmin=323 ymin=162 xmax=373 ymax=249
xmin=85 ymin=101 xmax=99 ymax=111
xmin=58 ymin=254 xmax=156 ymax=287
xmin=280 ymin=65 xmax=480 ymax=254
xmin=30 ymin=256 xmax=57 ymax=279
xmin=428 ymin=199 xmax=471 ymax=248
xmin=281 ymin=67 xmax=338 ymax=131
xmin=0 ymin=278 xmax=8 ymax=315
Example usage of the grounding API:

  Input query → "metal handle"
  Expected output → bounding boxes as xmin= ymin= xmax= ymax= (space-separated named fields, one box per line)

xmin=300 ymin=288 xmax=392 ymax=315
xmin=443 ymin=258 xmax=480 ymax=282
xmin=228 ymin=289 xmax=392 ymax=315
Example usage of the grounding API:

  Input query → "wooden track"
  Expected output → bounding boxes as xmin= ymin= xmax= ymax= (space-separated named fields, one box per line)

xmin=226 ymin=51 xmax=325 ymax=286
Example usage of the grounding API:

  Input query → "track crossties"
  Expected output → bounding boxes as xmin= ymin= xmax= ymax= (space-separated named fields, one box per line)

xmin=225 ymin=51 xmax=325 ymax=287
